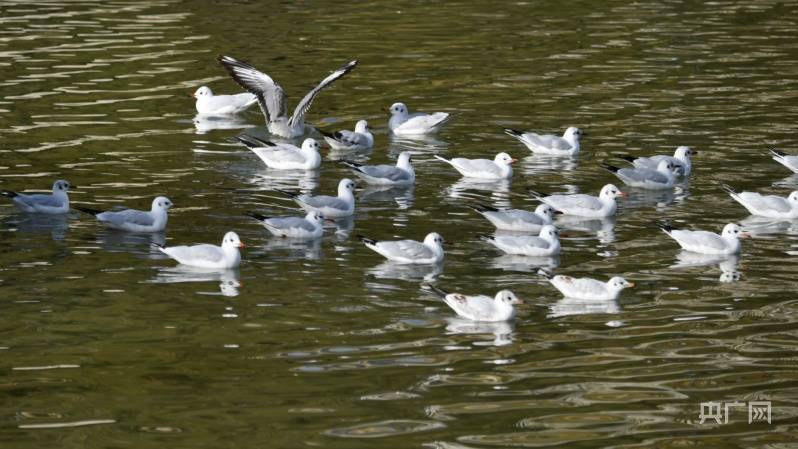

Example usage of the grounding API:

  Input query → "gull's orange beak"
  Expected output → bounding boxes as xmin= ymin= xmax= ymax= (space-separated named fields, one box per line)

xmin=514 ymin=298 xmax=524 ymax=305
xmin=189 ymin=92 xmax=195 ymax=98
xmin=627 ymin=282 xmax=636 ymax=288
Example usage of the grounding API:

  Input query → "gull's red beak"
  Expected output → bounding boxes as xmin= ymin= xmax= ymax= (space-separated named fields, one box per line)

xmin=238 ymin=242 xmax=246 ymax=248
xmin=618 ymin=191 xmax=628 ymax=198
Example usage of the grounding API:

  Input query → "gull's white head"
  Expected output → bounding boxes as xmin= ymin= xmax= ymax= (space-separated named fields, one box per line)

xmin=788 ymin=191 xmax=798 ymax=204
xmin=674 ymin=146 xmax=694 ymax=159
xmin=424 ymin=232 xmax=445 ymax=248
xmin=338 ymin=178 xmax=356 ymax=196
xmin=151 ymin=196 xmax=173 ymax=212
xmin=600 ymin=184 xmax=626 ymax=200
xmin=494 ymin=152 xmax=517 ymax=166
xmin=193 ymin=86 xmax=212 ymax=98
xmin=538 ymin=224 xmax=560 ymax=240
xmin=397 ymin=151 xmax=412 ymax=166
xmin=564 ymin=127 xmax=583 ymax=141
xmin=608 ymin=276 xmax=634 ymax=291
xmin=535 ymin=204 xmax=558 ymax=220
xmin=221 ymin=231 xmax=245 ymax=248
xmin=494 ymin=290 xmax=523 ymax=305
xmin=306 ymin=211 xmax=325 ymax=224
xmin=721 ymin=223 xmax=749 ymax=239
xmin=389 ymin=102 xmax=408 ymax=117
xmin=301 ymin=138 xmax=322 ymax=153
xmin=52 ymin=180 xmax=72 ymax=193
xmin=355 ymin=120 xmax=370 ymax=134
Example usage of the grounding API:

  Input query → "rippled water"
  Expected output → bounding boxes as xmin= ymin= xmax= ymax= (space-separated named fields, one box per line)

xmin=2 ymin=0 xmax=798 ymax=447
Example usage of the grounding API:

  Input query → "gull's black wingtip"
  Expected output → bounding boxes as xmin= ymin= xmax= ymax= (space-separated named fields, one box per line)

xmin=75 ymin=206 xmax=104 ymax=216
xmin=275 ymin=189 xmax=299 ymax=199
xmin=657 ymin=221 xmax=674 ymax=233
xmin=467 ymin=203 xmax=498 ymax=213
xmin=527 ymin=187 xmax=549 ymax=198
xmin=537 ymin=268 xmax=555 ymax=280
xmin=357 ymin=234 xmax=377 ymax=245
xmin=720 ymin=184 xmax=736 ymax=195
xmin=770 ymin=148 xmax=787 ymax=157
xmin=476 ymin=233 xmax=495 ymax=242
xmin=600 ymin=162 xmax=621 ymax=173
xmin=504 ymin=128 xmax=524 ymax=137
xmin=617 ymin=155 xmax=637 ymax=163
xmin=424 ymin=283 xmax=450 ymax=299
xmin=244 ymin=211 xmax=268 ymax=221
xmin=340 ymin=160 xmax=363 ymax=170
xmin=1 ymin=190 xmax=18 ymax=198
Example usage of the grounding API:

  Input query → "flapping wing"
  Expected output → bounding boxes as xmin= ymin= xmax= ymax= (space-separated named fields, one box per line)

xmin=218 ymin=55 xmax=287 ymax=121
xmin=289 ymin=60 xmax=357 ymax=127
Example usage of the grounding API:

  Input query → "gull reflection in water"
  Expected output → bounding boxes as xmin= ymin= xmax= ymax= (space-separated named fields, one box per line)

xmin=2 ymin=213 xmax=70 ymax=241
xmin=367 ymin=261 xmax=443 ymax=282
xmin=521 ymin=154 xmax=579 ymax=174
xmin=192 ymin=114 xmax=255 ymax=135
xmin=556 ymin=215 xmax=616 ymax=244
xmin=249 ymin=169 xmax=319 ymax=193
xmin=490 ymin=254 xmax=560 ymax=272
xmin=329 ymin=215 xmax=355 ymax=241
xmin=740 ymin=215 xmax=798 ymax=237
xmin=548 ymin=297 xmax=620 ymax=318
xmin=95 ymin=230 xmax=166 ymax=257
xmin=262 ymin=237 xmax=322 ymax=260
xmin=446 ymin=178 xmax=512 ymax=207
xmin=359 ymin=185 xmax=415 ymax=210
xmin=150 ymin=266 xmax=241 ymax=297
xmin=774 ymin=174 xmax=798 ymax=188
xmin=444 ymin=317 xmax=515 ymax=346
xmin=672 ymin=251 xmax=741 ymax=283
xmin=388 ymin=134 xmax=448 ymax=155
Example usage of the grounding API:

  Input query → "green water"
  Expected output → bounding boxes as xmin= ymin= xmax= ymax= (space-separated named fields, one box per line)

xmin=2 ymin=0 xmax=798 ymax=447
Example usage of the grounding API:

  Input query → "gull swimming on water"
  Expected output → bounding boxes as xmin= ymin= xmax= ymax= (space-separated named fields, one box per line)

xmin=426 ymin=284 xmax=522 ymax=322
xmin=388 ymin=102 xmax=450 ymax=135
xmin=435 ymin=152 xmax=516 ymax=180
xmin=529 ymin=184 xmax=626 ymax=218
xmin=539 ymin=269 xmax=634 ymax=301
xmin=618 ymin=146 xmax=696 ymax=177
xmin=192 ymin=86 xmax=257 ymax=115
xmin=722 ymin=184 xmax=798 ymax=219
xmin=156 ymin=231 xmax=244 ymax=269
xmin=659 ymin=222 xmax=749 ymax=255
xmin=76 ymin=196 xmax=172 ymax=233
xmin=341 ymin=151 xmax=415 ymax=186
xmin=277 ymin=178 xmax=356 ymax=218
xmin=479 ymin=225 xmax=561 ymax=257
xmin=770 ymin=148 xmax=798 ymax=174
xmin=235 ymin=135 xmax=322 ymax=170
xmin=504 ymin=127 xmax=583 ymax=156
xmin=2 ymin=180 xmax=73 ymax=214
xmin=320 ymin=120 xmax=374 ymax=151
xmin=601 ymin=160 xmax=679 ymax=190
xmin=467 ymin=203 xmax=558 ymax=233
xmin=245 ymin=210 xmax=326 ymax=239
xmin=218 ymin=55 xmax=358 ymax=138
xmin=358 ymin=232 xmax=444 ymax=264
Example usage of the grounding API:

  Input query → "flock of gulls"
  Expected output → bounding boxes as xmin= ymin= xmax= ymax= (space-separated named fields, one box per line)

xmin=5 ymin=56 xmax=798 ymax=323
